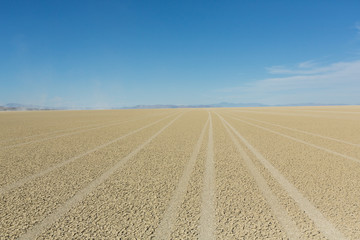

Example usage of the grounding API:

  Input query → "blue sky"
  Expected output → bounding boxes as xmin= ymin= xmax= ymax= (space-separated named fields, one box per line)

xmin=1 ymin=0 xmax=360 ymax=108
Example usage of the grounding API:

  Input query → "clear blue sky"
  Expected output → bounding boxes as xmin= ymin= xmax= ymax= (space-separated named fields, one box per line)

xmin=1 ymin=0 xmax=360 ymax=108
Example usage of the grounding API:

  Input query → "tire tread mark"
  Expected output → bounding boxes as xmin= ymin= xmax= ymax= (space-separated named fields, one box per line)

xmin=218 ymin=113 xmax=348 ymax=240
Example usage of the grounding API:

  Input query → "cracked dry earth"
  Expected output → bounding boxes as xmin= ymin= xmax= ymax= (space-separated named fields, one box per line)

xmin=1 ymin=107 xmax=360 ymax=239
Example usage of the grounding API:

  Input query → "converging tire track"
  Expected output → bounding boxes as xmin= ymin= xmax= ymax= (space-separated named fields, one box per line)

xmin=0 ymin=111 xmax=172 ymax=150
xmin=2 ymin=107 xmax=360 ymax=239
xmin=287 ymin=109 xmax=360 ymax=114
xmin=217 ymin=113 xmax=302 ymax=240
xmin=199 ymin=112 xmax=216 ymax=240
xmin=228 ymin=114 xmax=360 ymax=147
xmin=0 ymin=121 xmax=103 ymax=144
xmin=0 ymin=111 xmax=170 ymax=146
xmin=230 ymin=109 xmax=359 ymax=120
xmin=0 ymin=112 xmax=178 ymax=195
xmin=0 ymin=112 xmax=187 ymax=239
xmin=225 ymin=114 xmax=360 ymax=164
xmin=218 ymin=113 xmax=348 ymax=240
xmin=154 ymin=115 xmax=209 ymax=239
xmin=0 ymin=112 xmax=178 ymax=186
xmin=17 ymin=112 xmax=184 ymax=240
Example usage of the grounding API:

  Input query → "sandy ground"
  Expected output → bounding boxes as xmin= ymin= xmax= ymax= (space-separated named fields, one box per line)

xmin=1 ymin=106 xmax=360 ymax=239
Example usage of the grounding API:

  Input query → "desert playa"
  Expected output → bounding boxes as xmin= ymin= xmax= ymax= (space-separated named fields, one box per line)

xmin=1 ymin=106 xmax=360 ymax=239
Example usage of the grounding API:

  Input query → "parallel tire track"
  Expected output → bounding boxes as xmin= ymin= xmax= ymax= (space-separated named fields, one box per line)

xmin=287 ymin=109 xmax=360 ymax=114
xmin=218 ymin=113 xmax=301 ymax=240
xmin=0 ymin=112 xmax=178 ymax=195
xmin=0 ymin=111 xmax=169 ymax=144
xmin=229 ymin=109 xmax=352 ymax=120
xmin=1 ymin=111 xmax=171 ymax=150
xmin=199 ymin=112 xmax=216 ymax=240
xmin=229 ymin=114 xmax=360 ymax=147
xmin=1 ymin=120 xmax=123 ymax=149
xmin=218 ymin=113 xmax=348 ymax=240
xmin=18 ymin=112 xmax=184 ymax=240
xmin=154 ymin=116 xmax=209 ymax=239
xmin=0 ymin=121 xmax=103 ymax=144
xmin=226 ymin=115 xmax=360 ymax=164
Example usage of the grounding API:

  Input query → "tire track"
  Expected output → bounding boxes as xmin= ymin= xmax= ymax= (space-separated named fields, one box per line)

xmin=218 ymin=113 xmax=348 ymax=240
xmin=154 ymin=115 xmax=209 ymax=239
xmin=1 ymin=111 xmax=171 ymax=149
xmin=0 ymin=111 xmax=169 ymax=144
xmin=218 ymin=113 xmax=301 ymax=240
xmin=289 ymin=109 xmax=360 ymax=114
xmin=226 ymin=115 xmax=360 ymax=164
xmin=0 ymin=112 xmax=178 ymax=195
xmin=199 ymin=112 xmax=216 ymax=240
xmin=228 ymin=114 xmax=360 ymax=147
xmin=17 ymin=112 xmax=184 ymax=240
xmin=228 ymin=109 xmax=355 ymax=120
xmin=0 ymin=121 xmax=103 ymax=144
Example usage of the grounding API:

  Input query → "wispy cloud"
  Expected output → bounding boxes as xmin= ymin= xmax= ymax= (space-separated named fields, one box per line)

xmin=356 ymin=22 xmax=360 ymax=33
xmin=297 ymin=60 xmax=317 ymax=69
xmin=266 ymin=61 xmax=348 ymax=75
xmin=218 ymin=60 xmax=360 ymax=105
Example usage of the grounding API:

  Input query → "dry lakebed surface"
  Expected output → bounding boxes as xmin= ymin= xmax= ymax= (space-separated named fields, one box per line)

xmin=1 ymin=106 xmax=360 ymax=239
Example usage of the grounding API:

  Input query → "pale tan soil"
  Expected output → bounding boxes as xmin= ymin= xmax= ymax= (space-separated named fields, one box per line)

xmin=36 ymin=111 xmax=207 ymax=239
xmin=221 ymin=110 xmax=360 ymax=239
xmin=0 ymin=110 xmax=168 ymax=141
xmin=231 ymin=106 xmax=360 ymax=122
xmin=170 ymin=128 xmax=207 ymax=239
xmin=0 ymin=113 xmax=181 ymax=239
xmin=0 ymin=112 xmax=175 ymax=186
xmin=225 ymin=109 xmax=360 ymax=144
xmin=213 ymin=115 xmax=287 ymax=239
xmin=222 ymin=113 xmax=360 ymax=161
xmin=1 ymin=107 xmax=360 ymax=239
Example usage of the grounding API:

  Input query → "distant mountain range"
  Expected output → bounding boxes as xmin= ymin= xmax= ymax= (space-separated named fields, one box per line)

xmin=121 ymin=102 xmax=268 ymax=109
xmin=122 ymin=102 xmax=355 ymax=109
xmin=0 ymin=102 xmax=355 ymax=111
xmin=0 ymin=103 xmax=56 ymax=111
